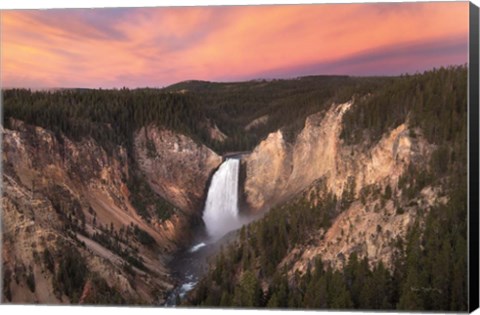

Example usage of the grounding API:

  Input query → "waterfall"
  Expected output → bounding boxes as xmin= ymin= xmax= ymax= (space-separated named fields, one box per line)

xmin=202 ymin=158 xmax=243 ymax=240
xmin=166 ymin=158 xmax=244 ymax=306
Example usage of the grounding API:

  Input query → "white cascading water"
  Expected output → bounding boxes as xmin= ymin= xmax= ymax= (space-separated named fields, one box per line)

xmin=166 ymin=158 xmax=245 ymax=306
xmin=202 ymin=158 xmax=243 ymax=240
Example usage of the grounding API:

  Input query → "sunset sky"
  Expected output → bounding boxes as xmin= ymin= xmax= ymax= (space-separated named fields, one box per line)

xmin=1 ymin=2 xmax=470 ymax=88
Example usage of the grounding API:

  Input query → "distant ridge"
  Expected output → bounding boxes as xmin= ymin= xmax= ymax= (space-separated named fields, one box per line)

xmin=163 ymin=74 xmax=352 ymax=93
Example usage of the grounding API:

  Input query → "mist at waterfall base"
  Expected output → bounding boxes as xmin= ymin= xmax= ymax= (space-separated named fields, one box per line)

xmin=165 ymin=158 xmax=250 ymax=306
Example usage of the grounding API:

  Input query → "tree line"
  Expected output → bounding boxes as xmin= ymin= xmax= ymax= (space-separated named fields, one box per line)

xmin=2 ymin=75 xmax=391 ymax=157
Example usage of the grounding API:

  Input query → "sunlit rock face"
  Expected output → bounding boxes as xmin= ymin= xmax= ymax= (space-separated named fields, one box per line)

xmin=134 ymin=125 xmax=222 ymax=214
xmin=244 ymin=100 xmax=430 ymax=213
xmin=243 ymin=130 xmax=292 ymax=213
xmin=1 ymin=119 xmax=180 ymax=304
xmin=242 ymin=100 xmax=434 ymax=271
xmin=243 ymin=101 xmax=354 ymax=212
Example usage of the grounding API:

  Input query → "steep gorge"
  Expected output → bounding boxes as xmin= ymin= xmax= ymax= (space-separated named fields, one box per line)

xmin=1 ymin=100 xmax=436 ymax=304
xmin=2 ymin=67 xmax=467 ymax=309
xmin=1 ymin=119 xmax=221 ymax=304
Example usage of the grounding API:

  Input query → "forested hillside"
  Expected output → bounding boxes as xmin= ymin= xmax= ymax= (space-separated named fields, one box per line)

xmin=3 ymin=89 xmax=209 ymax=154
xmin=184 ymin=66 xmax=468 ymax=311
xmin=3 ymin=75 xmax=388 ymax=155
xmin=165 ymin=76 xmax=388 ymax=151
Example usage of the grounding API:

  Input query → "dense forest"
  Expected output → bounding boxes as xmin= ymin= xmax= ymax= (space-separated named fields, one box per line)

xmin=341 ymin=66 xmax=467 ymax=149
xmin=164 ymin=76 xmax=387 ymax=149
xmin=3 ymin=75 xmax=388 ymax=155
xmin=3 ymin=89 xmax=209 ymax=154
xmin=3 ymin=67 xmax=465 ymax=156
xmin=183 ymin=66 xmax=468 ymax=311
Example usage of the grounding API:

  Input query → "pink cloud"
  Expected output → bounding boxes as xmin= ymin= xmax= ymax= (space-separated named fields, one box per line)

xmin=1 ymin=2 xmax=469 ymax=88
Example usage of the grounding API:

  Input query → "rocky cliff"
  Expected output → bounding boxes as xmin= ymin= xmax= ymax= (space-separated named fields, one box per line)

xmin=244 ymin=101 xmax=430 ymax=211
xmin=134 ymin=125 xmax=222 ymax=214
xmin=243 ymin=100 xmax=437 ymax=271
xmin=243 ymin=102 xmax=351 ymax=212
xmin=1 ymin=119 xmax=219 ymax=304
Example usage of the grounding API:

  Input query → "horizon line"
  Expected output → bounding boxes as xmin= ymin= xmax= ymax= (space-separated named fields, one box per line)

xmin=1 ymin=63 xmax=467 ymax=91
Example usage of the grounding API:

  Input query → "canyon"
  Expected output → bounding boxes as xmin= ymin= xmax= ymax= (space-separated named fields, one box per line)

xmin=2 ymin=97 xmax=438 ymax=304
xmin=2 ymin=67 xmax=468 ymax=310
xmin=2 ymin=118 xmax=221 ymax=304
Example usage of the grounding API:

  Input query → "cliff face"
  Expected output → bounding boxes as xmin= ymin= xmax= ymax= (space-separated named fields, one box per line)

xmin=242 ymin=130 xmax=292 ymax=212
xmin=134 ymin=125 xmax=222 ymax=214
xmin=1 ymin=120 xmax=218 ymax=304
xmin=244 ymin=101 xmax=429 ymax=211
xmin=244 ymin=101 xmax=436 ymax=270
xmin=244 ymin=102 xmax=352 ymax=212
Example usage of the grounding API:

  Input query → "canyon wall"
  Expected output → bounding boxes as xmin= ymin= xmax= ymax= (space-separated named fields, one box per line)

xmin=1 ymin=120 xmax=220 ymax=304
xmin=134 ymin=125 xmax=222 ymax=214
xmin=243 ymin=101 xmax=437 ymax=270
xmin=244 ymin=101 xmax=430 ymax=212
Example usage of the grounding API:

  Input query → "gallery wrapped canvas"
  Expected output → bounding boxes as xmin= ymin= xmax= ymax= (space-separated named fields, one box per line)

xmin=1 ymin=0 xmax=478 ymax=313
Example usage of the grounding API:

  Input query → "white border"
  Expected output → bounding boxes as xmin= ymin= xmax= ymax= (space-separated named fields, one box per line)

xmin=0 ymin=1 xmax=478 ymax=315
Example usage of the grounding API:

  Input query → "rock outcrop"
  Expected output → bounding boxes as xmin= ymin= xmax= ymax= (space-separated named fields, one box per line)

xmin=208 ymin=123 xmax=228 ymax=142
xmin=244 ymin=101 xmax=430 ymax=212
xmin=242 ymin=130 xmax=292 ymax=212
xmin=134 ymin=125 xmax=222 ymax=213
xmin=245 ymin=115 xmax=269 ymax=131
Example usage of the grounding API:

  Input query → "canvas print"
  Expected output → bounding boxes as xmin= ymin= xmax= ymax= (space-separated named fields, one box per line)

xmin=0 ymin=1 xmax=477 ymax=311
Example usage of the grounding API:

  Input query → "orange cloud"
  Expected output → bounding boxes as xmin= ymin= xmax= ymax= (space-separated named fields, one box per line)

xmin=1 ymin=2 xmax=469 ymax=88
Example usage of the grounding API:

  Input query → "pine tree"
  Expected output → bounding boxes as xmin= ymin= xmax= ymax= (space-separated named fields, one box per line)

xmin=233 ymin=271 xmax=263 ymax=307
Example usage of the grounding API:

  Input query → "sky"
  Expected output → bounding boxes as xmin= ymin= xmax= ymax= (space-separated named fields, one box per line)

xmin=0 ymin=1 xmax=470 ymax=88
